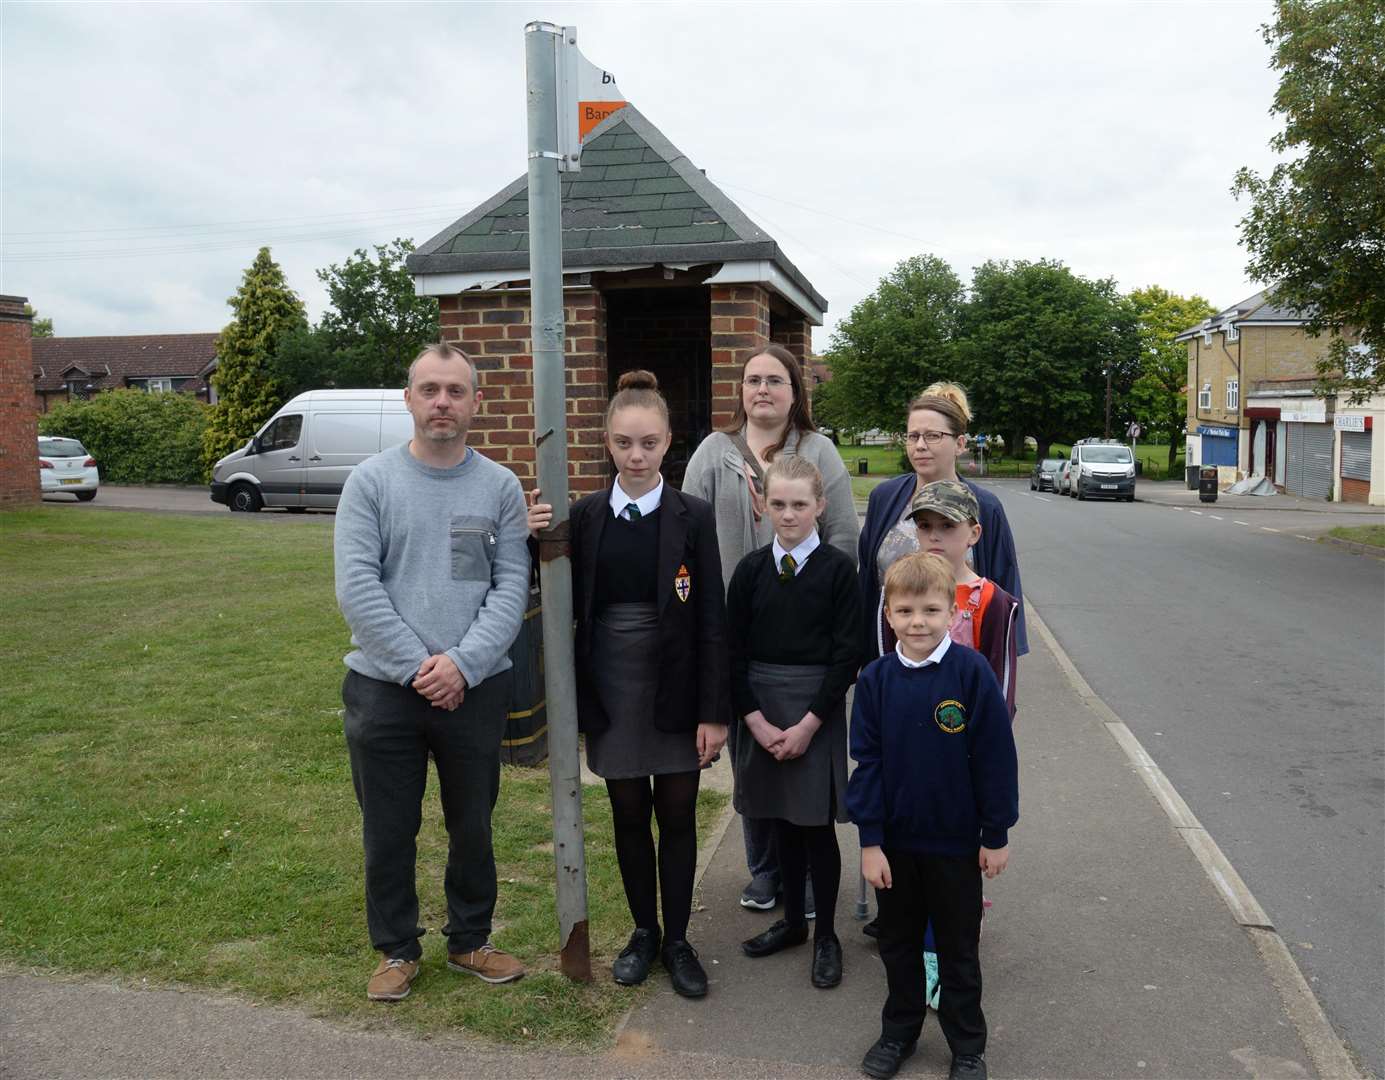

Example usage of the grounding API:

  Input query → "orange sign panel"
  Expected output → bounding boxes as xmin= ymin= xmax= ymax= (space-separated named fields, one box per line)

xmin=579 ymin=101 xmax=627 ymax=140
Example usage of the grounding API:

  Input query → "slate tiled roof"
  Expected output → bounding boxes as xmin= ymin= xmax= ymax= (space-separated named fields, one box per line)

xmin=33 ymin=334 xmax=218 ymax=394
xmin=1175 ymin=287 xmax=1311 ymax=341
xmin=408 ymin=105 xmax=827 ymax=314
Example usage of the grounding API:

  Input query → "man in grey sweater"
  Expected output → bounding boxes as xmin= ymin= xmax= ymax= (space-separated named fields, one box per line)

xmin=335 ymin=343 xmax=529 ymax=1002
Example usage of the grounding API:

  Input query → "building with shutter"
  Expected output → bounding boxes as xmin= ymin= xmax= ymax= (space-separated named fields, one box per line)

xmin=1176 ymin=291 xmax=1379 ymax=504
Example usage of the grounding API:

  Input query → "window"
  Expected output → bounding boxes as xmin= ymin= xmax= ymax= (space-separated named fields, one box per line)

xmin=1225 ymin=324 xmax=1239 ymax=343
xmin=1198 ymin=383 xmax=1212 ymax=410
xmin=1226 ymin=380 xmax=1239 ymax=411
xmin=145 ymin=377 xmax=174 ymax=393
xmin=259 ymin=414 xmax=303 ymax=452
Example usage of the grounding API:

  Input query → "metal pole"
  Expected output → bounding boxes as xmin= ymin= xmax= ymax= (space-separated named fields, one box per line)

xmin=525 ymin=20 xmax=591 ymax=983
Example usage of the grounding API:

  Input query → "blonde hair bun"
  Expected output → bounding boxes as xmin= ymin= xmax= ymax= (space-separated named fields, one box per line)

xmin=921 ymin=381 xmax=973 ymax=426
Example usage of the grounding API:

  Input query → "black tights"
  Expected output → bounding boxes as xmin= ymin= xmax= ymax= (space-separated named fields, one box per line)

xmin=605 ymin=770 xmax=700 ymax=942
xmin=775 ymin=819 xmax=841 ymax=939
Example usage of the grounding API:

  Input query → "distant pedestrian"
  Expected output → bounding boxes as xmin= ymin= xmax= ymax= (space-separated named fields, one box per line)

xmin=335 ymin=343 xmax=530 ymax=1002
xmin=727 ymin=456 xmax=861 ymax=989
xmin=563 ymin=370 xmax=729 ymax=999
xmin=847 ymin=553 xmax=1018 ymax=1080
xmin=683 ymin=343 xmax=858 ymax=918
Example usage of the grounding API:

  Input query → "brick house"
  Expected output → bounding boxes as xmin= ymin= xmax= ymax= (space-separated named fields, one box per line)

xmin=32 ymin=334 xmax=219 ymax=414
xmin=406 ymin=105 xmax=827 ymax=495
xmin=1176 ymin=291 xmax=1380 ymax=503
xmin=1 ymin=296 xmax=40 ymax=508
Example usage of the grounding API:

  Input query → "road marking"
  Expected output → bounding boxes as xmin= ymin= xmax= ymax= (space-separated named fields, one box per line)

xmin=1034 ymin=495 xmax=1051 ymax=503
xmin=1296 ymin=534 xmax=1313 ymax=541
xmin=1027 ymin=605 xmax=1359 ymax=1080
xmin=1210 ymin=514 xmax=1224 ymax=520
xmin=1190 ymin=510 xmax=1203 ymax=515
xmin=1234 ymin=520 xmax=1250 ymax=526
xmin=1261 ymin=526 xmax=1281 ymax=533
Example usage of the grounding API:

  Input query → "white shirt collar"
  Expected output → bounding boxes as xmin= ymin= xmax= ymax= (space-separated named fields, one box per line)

xmin=610 ymin=476 xmax=664 ymax=519
xmin=896 ymin=634 xmax=951 ymax=669
xmin=771 ymin=529 xmax=821 ymax=576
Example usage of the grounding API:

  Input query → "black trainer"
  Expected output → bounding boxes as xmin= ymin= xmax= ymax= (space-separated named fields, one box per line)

xmin=661 ymin=939 xmax=708 ymax=998
xmin=811 ymin=933 xmax=842 ymax=988
xmin=949 ymin=1053 xmax=987 ymax=1080
xmin=612 ymin=927 xmax=661 ymax=986
xmin=742 ymin=918 xmax=809 ymax=958
xmin=861 ymin=1035 xmax=917 ymax=1079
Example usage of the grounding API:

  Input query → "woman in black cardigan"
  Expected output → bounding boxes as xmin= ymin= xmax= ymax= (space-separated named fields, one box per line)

xmin=534 ymin=369 xmax=729 ymax=998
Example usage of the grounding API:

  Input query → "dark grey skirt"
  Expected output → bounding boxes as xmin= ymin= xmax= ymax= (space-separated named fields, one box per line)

xmin=586 ymin=603 xmax=700 ymax=780
xmin=733 ymin=661 xmax=848 ymax=827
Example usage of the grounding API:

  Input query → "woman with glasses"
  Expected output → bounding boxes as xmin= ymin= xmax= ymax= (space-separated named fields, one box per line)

xmin=683 ymin=344 xmax=859 ymax=917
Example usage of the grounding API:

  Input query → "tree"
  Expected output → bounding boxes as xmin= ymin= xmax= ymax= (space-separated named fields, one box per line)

xmin=202 ymin=247 xmax=307 ymax=473
xmin=24 ymin=304 xmax=53 ymax=338
xmin=1128 ymin=286 xmax=1217 ymax=471
xmin=312 ymin=239 xmax=440 ymax=389
xmin=960 ymin=259 xmax=1139 ymax=461
xmin=1232 ymin=0 xmax=1385 ymax=402
xmin=822 ymin=255 xmax=964 ymax=436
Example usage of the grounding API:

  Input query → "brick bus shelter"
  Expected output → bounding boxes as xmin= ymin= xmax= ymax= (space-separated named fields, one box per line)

xmin=406 ymin=105 xmax=827 ymax=495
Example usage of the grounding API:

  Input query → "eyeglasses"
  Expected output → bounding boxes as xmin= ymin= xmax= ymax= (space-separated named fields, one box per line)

xmin=743 ymin=375 xmax=788 ymax=390
xmin=905 ymin=430 xmax=956 ymax=447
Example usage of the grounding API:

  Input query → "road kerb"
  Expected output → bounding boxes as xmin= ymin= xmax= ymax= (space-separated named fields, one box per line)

xmin=1027 ymin=602 xmax=1363 ymax=1080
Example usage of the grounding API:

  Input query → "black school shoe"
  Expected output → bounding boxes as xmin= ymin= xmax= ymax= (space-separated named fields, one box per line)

xmin=661 ymin=939 xmax=708 ymax=998
xmin=862 ymin=917 xmax=882 ymax=939
xmin=861 ymin=1035 xmax=917 ymax=1079
xmin=949 ymin=1053 xmax=987 ymax=1080
xmin=811 ymin=933 xmax=842 ymax=988
xmin=742 ymin=918 xmax=809 ymax=958
xmin=612 ymin=927 xmax=661 ymax=986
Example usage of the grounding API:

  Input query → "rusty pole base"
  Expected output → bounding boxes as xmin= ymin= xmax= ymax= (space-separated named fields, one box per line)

xmin=560 ymin=919 xmax=593 ymax=982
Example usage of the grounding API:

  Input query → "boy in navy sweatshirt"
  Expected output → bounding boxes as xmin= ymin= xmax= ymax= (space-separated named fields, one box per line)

xmin=846 ymin=553 xmax=1018 ymax=1080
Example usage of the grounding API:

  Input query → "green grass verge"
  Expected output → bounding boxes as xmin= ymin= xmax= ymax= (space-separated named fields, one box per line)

xmin=0 ymin=508 xmax=727 ymax=1045
xmin=1328 ymin=524 xmax=1385 ymax=548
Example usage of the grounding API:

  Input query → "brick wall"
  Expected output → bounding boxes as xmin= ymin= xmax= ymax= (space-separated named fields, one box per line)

xmin=709 ymin=284 xmax=770 ymax=429
xmin=439 ymin=287 xmax=609 ymax=496
xmin=770 ymin=311 xmax=812 ymax=366
xmin=0 ymin=296 xmax=39 ymax=508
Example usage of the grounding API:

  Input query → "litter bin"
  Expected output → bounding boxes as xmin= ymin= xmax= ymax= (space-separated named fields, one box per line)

xmin=1198 ymin=466 xmax=1218 ymax=504
xmin=1186 ymin=465 xmax=1199 ymax=490
xmin=857 ymin=458 xmax=869 ymax=476
xmin=502 ymin=580 xmax=548 ymax=766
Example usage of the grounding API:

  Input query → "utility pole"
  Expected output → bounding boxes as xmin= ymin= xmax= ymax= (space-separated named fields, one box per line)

xmin=525 ymin=20 xmax=590 ymax=983
xmin=1104 ymin=367 xmax=1113 ymax=440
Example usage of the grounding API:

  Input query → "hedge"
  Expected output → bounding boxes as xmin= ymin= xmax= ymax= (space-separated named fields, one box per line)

xmin=37 ymin=389 xmax=210 ymax=485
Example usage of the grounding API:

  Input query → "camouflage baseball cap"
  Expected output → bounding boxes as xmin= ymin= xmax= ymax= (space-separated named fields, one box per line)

xmin=908 ymin=479 xmax=979 ymax=523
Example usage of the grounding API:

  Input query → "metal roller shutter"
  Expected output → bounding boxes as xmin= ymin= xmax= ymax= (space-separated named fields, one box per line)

xmin=1293 ymin=424 xmax=1333 ymax=498
xmin=1341 ymin=431 xmax=1371 ymax=481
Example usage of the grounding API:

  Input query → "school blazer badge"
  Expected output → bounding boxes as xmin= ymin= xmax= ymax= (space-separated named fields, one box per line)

xmin=674 ymin=564 xmax=691 ymax=602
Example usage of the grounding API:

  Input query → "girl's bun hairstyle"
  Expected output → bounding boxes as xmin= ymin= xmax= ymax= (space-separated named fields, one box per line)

xmin=607 ymin=368 xmax=669 ymax=426
xmin=907 ymin=380 xmax=971 ymax=435
xmin=916 ymin=381 xmax=973 ymax=426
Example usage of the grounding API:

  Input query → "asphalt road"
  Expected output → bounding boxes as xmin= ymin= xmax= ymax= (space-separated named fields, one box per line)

xmin=988 ymin=479 xmax=1385 ymax=1078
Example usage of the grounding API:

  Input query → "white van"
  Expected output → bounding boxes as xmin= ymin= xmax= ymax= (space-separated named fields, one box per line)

xmin=1066 ymin=438 xmax=1137 ymax=502
xmin=209 ymin=389 xmax=413 ymax=511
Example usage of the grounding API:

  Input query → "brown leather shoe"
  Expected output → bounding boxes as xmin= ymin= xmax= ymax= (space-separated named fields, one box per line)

xmin=366 ymin=956 xmax=419 ymax=1001
xmin=447 ymin=942 xmax=525 ymax=984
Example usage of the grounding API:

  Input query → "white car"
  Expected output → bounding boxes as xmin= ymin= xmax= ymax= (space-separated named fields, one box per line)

xmin=39 ymin=436 xmax=99 ymax=501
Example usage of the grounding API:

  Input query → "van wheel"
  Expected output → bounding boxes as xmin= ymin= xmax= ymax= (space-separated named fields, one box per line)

xmin=229 ymin=483 xmax=262 ymax=512
xmin=75 ymin=491 xmax=97 ymax=502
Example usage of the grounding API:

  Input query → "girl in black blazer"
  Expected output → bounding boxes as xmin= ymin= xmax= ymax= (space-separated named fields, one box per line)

xmin=531 ymin=369 xmax=729 ymax=998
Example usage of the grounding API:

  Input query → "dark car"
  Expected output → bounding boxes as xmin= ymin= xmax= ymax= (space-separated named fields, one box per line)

xmin=1030 ymin=457 xmax=1064 ymax=492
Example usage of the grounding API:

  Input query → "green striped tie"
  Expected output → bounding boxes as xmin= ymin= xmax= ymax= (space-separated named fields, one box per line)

xmin=779 ymin=552 xmax=797 ymax=582
xmin=625 ymin=502 xmax=641 ymax=521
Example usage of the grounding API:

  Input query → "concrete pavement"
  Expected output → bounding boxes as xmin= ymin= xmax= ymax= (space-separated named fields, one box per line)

xmin=1 ymin=600 xmax=1334 ymax=1079
xmin=1134 ymin=479 xmax=1383 ymax=516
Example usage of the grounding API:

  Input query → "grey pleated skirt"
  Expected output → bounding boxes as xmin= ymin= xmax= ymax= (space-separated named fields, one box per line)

xmin=733 ymin=660 xmax=848 ymax=827
xmin=585 ymin=603 xmax=700 ymax=780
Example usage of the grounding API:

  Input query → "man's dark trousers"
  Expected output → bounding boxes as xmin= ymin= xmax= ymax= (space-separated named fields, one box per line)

xmin=875 ymin=849 xmax=986 ymax=1056
xmin=343 ymin=667 xmax=512 ymax=961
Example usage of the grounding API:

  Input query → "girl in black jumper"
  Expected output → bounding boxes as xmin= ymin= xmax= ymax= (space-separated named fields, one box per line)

xmin=726 ymin=455 xmax=862 ymax=988
xmin=558 ymin=370 xmax=729 ymax=998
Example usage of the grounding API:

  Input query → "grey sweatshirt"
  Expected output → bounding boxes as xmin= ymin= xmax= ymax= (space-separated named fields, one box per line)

xmin=682 ymin=427 xmax=860 ymax=594
xmin=334 ymin=442 xmax=529 ymax=688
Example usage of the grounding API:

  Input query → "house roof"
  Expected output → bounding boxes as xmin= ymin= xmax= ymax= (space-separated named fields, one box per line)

xmin=32 ymin=334 xmax=219 ymax=394
xmin=1175 ymin=287 xmax=1311 ymax=341
xmin=407 ymin=105 xmax=828 ymax=321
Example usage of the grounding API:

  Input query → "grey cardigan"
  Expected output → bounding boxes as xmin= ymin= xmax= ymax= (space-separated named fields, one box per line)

xmin=682 ymin=428 xmax=860 ymax=593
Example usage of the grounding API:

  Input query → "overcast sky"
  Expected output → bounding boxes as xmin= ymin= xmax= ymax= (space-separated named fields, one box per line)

xmin=3 ymin=1 xmax=1283 ymax=348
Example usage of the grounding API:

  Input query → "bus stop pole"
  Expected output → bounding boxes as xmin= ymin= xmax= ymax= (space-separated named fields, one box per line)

xmin=525 ymin=20 xmax=591 ymax=982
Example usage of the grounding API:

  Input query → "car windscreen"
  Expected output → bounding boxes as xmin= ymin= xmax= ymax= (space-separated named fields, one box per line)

xmin=1041 ymin=459 xmax=1063 ymax=469
xmin=1082 ymin=447 xmax=1133 ymax=464
xmin=39 ymin=438 xmax=87 ymax=459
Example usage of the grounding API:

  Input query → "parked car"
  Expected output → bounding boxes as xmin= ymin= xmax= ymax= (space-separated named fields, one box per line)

xmin=1031 ymin=457 xmax=1064 ymax=491
xmin=1069 ymin=439 xmax=1137 ymax=501
xmin=210 ymin=389 xmax=413 ymax=512
xmin=38 ymin=436 xmax=99 ymax=501
xmin=1055 ymin=459 xmax=1074 ymax=496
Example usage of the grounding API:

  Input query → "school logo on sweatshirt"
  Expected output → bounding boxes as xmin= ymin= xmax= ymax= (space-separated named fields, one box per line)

xmin=934 ymin=699 xmax=967 ymax=734
xmin=674 ymin=564 xmax=691 ymax=602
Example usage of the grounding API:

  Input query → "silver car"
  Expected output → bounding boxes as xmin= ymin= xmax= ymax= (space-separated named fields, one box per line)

xmin=39 ymin=436 xmax=99 ymax=501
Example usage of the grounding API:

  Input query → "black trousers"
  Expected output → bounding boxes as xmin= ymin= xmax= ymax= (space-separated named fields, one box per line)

xmin=875 ymin=849 xmax=986 ymax=1056
xmin=342 ymin=667 xmax=512 ymax=960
